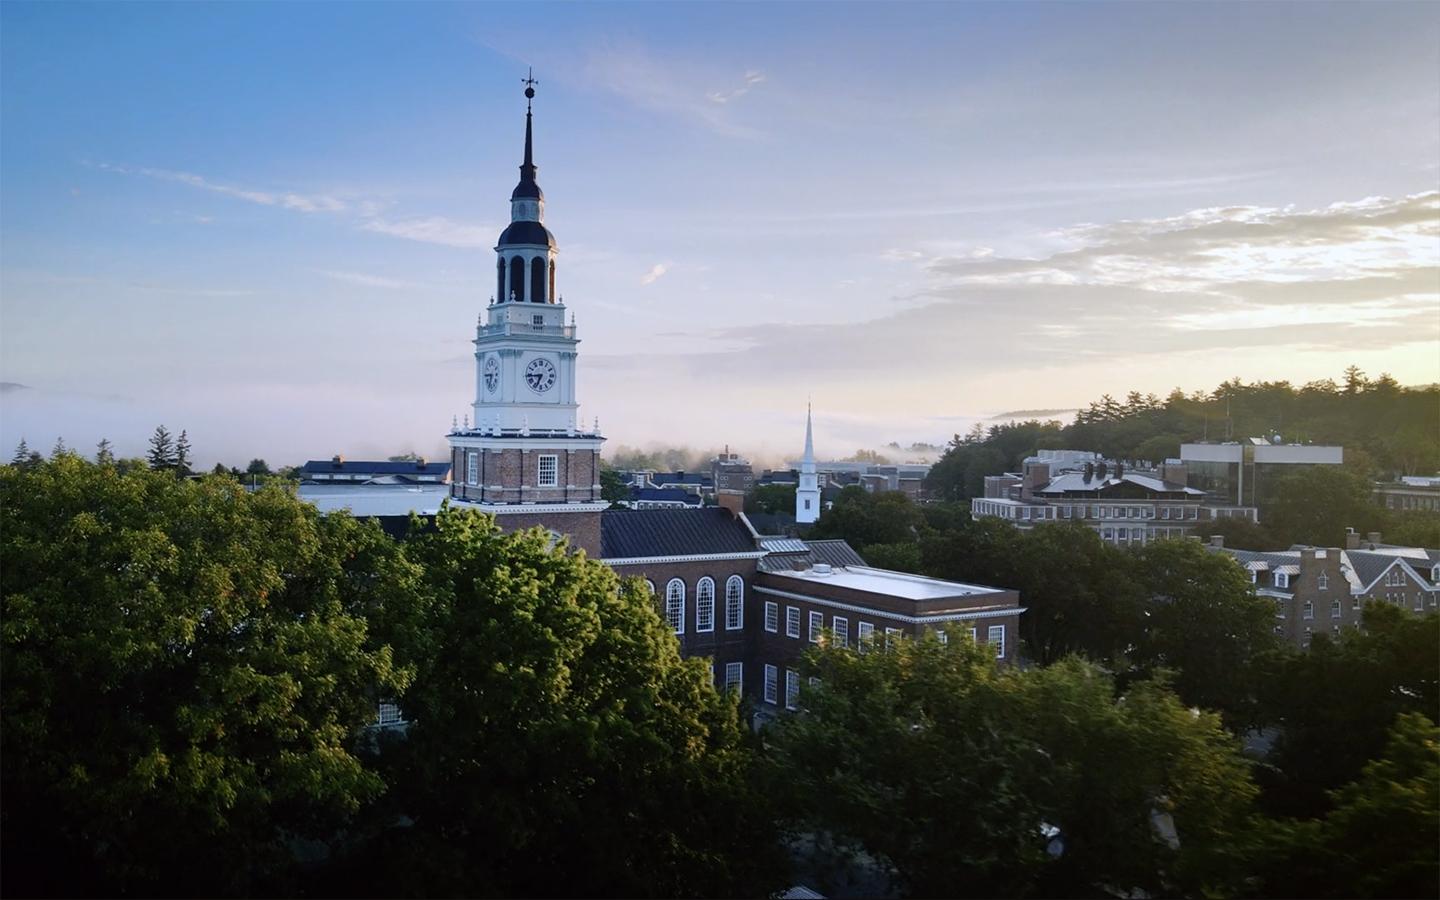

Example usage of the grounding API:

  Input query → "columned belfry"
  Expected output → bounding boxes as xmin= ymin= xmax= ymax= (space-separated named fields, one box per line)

xmin=448 ymin=74 xmax=606 ymax=532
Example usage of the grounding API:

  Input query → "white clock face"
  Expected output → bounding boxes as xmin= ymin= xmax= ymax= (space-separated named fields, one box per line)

xmin=525 ymin=357 xmax=557 ymax=394
xmin=483 ymin=356 xmax=499 ymax=393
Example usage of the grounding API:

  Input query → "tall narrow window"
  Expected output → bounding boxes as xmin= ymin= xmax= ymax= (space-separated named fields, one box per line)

xmin=509 ymin=255 xmax=526 ymax=301
xmin=696 ymin=577 xmax=715 ymax=632
xmin=725 ymin=576 xmax=744 ymax=630
xmin=1317 ymin=572 xmax=1329 ymax=591
xmin=857 ymin=621 xmax=874 ymax=650
xmin=466 ymin=451 xmax=479 ymax=486
xmin=763 ymin=664 xmax=778 ymax=704
xmin=832 ymin=616 xmax=849 ymax=648
xmin=764 ymin=601 xmax=778 ymax=633
xmin=1303 ymin=600 xmax=1314 ymax=620
xmin=786 ymin=606 xmax=801 ymax=639
xmin=809 ymin=611 xmax=824 ymax=643
xmin=549 ymin=259 xmax=556 ymax=303
xmin=784 ymin=669 xmax=799 ymax=710
xmin=530 ymin=256 xmax=546 ymax=303
xmin=537 ymin=454 xmax=558 ymax=487
xmin=665 ymin=579 xmax=685 ymax=635
xmin=988 ymin=624 xmax=1006 ymax=659
xmin=724 ymin=662 xmax=743 ymax=693
xmin=1330 ymin=599 xmax=1341 ymax=619
xmin=885 ymin=627 xmax=902 ymax=649
xmin=496 ymin=258 xmax=505 ymax=305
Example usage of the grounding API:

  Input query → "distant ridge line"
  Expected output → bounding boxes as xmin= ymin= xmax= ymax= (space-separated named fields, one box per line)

xmin=988 ymin=407 xmax=1078 ymax=421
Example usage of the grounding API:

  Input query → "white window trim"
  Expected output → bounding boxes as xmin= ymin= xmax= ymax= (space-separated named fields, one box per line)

xmin=695 ymin=577 xmax=715 ymax=633
xmin=988 ymin=624 xmax=1006 ymax=659
xmin=537 ymin=453 xmax=558 ymax=488
xmin=466 ymin=451 xmax=479 ymax=486
xmin=809 ymin=611 xmax=824 ymax=643
xmin=665 ymin=578 xmax=685 ymax=635
xmin=833 ymin=616 xmax=849 ymax=648
xmin=724 ymin=661 xmax=743 ymax=694
xmin=857 ymin=621 xmax=874 ymax=650
xmin=725 ymin=575 xmax=744 ymax=631
xmin=764 ymin=600 xmax=779 ymax=633
xmin=784 ymin=669 xmax=799 ymax=710
xmin=763 ymin=664 xmax=778 ymax=705
xmin=786 ymin=606 xmax=801 ymax=639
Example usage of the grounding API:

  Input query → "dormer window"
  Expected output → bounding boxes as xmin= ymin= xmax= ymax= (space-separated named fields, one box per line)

xmin=1317 ymin=572 xmax=1328 ymax=591
xmin=1275 ymin=572 xmax=1290 ymax=590
xmin=1386 ymin=569 xmax=1404 ymax=587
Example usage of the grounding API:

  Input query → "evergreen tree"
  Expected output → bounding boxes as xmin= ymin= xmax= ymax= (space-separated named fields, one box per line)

xmin=11 ymin=439 xmax=30 ymax=466
xmin=146 ymin=425 xmax=175 ymax=471
xmin=174 ymin=430 xmax=192 ymax=475
xmin=95 ymin=438 xmax=114 ymax=465
xmin=50 ymin=437 xmax=68 ymax=458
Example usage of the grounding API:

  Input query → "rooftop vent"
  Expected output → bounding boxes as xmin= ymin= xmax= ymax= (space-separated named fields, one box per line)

xmin=812 ymin=563 xmax=833 ymax=576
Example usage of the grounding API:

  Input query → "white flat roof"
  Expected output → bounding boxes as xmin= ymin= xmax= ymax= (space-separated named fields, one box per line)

xmin=770 ymin=565 xmax=1004 ymax=600
xmin=297 ymin=483 xmax=449 ymax=517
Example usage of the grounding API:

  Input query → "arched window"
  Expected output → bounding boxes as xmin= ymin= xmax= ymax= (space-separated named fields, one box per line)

xmin=665 ymin=578 xmax=685 ymax=635
xmin=696 ymin=577 xmax=715 ymax=632
xmin=496 ymin=258 xmax=505 ymax=305
xmin=725 ymin=576 xmax=744 ymax=630
xmin=549 ymin=259 xmax=556 ymax=302
xmin=530 ymin=256 xmax=546 ymax=303
xmin=644 ymin=579 xmax=655 ymax=596
xmin=509 ymin=255 xmax=526 ymax=302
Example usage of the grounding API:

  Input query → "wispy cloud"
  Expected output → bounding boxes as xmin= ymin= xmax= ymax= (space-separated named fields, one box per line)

xmin=640 ymin=263 xmax=668 ymax=286
xmin=581 ymin=44 xmax=766 ymax=137
xmin=314 ymin=269 xmax=423 ymax=290
xmin=92 ymin=161 xmax=495 ymax=249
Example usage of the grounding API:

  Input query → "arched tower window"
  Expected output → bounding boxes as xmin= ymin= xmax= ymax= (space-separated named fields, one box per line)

xmin=509 ymin=255 xmax=526 ymax=302
xmin=496 ymin=258 xmax=505 ymax=305
xmin=665 ymin=579 xmax=685 ymax=635
xmin=696 ymin=577 xmax=715 ymax=632
xmin=549 ymin=259 xmax=556 ymax=303
xmin=725 ymin=576 xmax=744 ymax=630
xmin=530 ymin=255 xmax=546 ymax=303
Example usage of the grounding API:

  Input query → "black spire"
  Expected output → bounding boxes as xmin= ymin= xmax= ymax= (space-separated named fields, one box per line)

xmin=513 ymin=69 xmax=542 ymax=200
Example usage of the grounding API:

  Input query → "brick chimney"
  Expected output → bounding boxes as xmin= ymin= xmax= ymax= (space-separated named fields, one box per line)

xmin=1345 ymin=527 xmax=1360 ymax=550
xmin=716 ymin=489 xmax=745 ymax=518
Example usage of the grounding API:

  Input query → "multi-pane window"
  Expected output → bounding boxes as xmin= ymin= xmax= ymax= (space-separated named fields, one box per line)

xmin=1330 ymin=599 xmax=1342 ymax=619
xmin=725 ymin=576 xmax=744 ymax=630
xmin=936 ymin=628 xmax=949 ymax=645
xmin=537 ymin=454 xmax=558 ymax=487
xmin=784 ymin=669 xmax=800 ymax=710
xmin=1275 ymin=572 xmax=1290 ymax=589
xmin=833 ymin=616 xmax=849 ymax=648
xmin=988 ymin=624 xmax=1006 ymax=659
xmin=696 ymin=577 xmax=715 ymax=632
xmin=763 ymin=664 xmax=778 ymax=704
xmin=1317 ymin=572 xmax=1329 ymax=591
xmin=786 ymin=606 xmax=801 ymax=639
xmin=969 ymin=626 xmax=978 ymax=643
xmin=1387 ymin=569 xmax=1404 ymax=587
xmin=376 ymin=701 xmax=404 ymax=726
xmin=857 ymin=621 xmax=874 ymax=650
xmin=724 ymin=661 xmax=743 ymax=693
xmin=764 ymin=601 xmax=778 ymax=633
xmin=466 ymin=451 xmax=479 ymax=485
xmin=665 ymin=579 xmax=685 ymax=634
xmin=1303 ymin=600 xmax=1314 ymax=620
xmin=885 ymin=626 xmax=902 ymax=648
xmin=809 ymin=611 xmax=824 ymax=643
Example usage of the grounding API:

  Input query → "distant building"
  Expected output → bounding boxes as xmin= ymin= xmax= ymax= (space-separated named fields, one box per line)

xmin=1208 ymin=529 xmax=1439 ymax=649
xmin=796 ymin=407 xmax=821 ymax=524
xmin=972 ymin=455 xmax=1253 ymax=546
xmin=1180 ymin=440 xmax=1344 ymax=507
xmin=299 ymin=456 xmax=451 ymax=485
xmin=1374 ymin=476 xmax=1440 ymax=513
xmin=711 ymin=449 xmax=754 ymax=493
xmin=620 ymin=486 xmax=703 ymax=510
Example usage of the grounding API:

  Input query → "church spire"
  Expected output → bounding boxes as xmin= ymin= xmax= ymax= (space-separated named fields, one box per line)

xmin=803 ymin=402 xmax=815 ymax=467
xmin=796 ymin=403 xmax=821 ymax=524
xmin=513 ymin=69 xmax=542 ymax=201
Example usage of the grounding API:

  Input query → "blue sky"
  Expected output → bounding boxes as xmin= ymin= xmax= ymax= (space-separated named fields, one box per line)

xmin=2 ymin=1 xmax=1437 ymax=466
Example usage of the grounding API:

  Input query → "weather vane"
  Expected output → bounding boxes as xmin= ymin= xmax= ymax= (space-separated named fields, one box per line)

xmin=522 ymin=67 xmax=538 ymax=103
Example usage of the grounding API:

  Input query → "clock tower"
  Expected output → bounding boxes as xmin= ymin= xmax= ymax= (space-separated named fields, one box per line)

xmin=448 ymin=75 xmax=607 ymax=531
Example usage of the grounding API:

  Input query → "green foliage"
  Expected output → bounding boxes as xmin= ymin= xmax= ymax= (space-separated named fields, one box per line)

xmin=246 ymin=458 xmax=272 ymax=476
xmin=765 ymin=635 xmax=1258 ymax=898
xmin=1264 ymin=465 xmax=1382 ymax=547
xmin=1 ymin=456 xmax=409 ymax=896
xmin=95 ymin=438 xmax=114 ymax=465
xmin=146 ymin=424 xmax=176 ymax=471
xmin=174 ymin=429 xmax=193 ymax=475
xmin=808 ymin=487 xmax=925 ymax=553
xmin=598 ymin=463 xmax=628 ymax=506
xmin=329 ymin=507 xmax=785 ymax=897
xmin=747 ymin=482 xmax=796 ymax=515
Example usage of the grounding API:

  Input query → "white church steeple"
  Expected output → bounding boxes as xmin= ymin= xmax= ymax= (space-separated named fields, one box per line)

xmin=796 ymin=404 xmax=821 ymax=524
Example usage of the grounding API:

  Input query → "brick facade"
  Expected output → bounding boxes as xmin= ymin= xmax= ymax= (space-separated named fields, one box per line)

xmin=450 ymin=444 xmax=601 ymax=505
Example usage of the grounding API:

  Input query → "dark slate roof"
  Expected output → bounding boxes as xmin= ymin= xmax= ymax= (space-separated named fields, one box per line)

xmin=746 ymin=511 xmax=797 ymax=535
xmin=1036 ymin=472 xmax=1203 ymax=496
xmin=600 ymin=507 xmax=757 ymax=559
xmin=511 ymin=179 xmax=543 ymax=200
xmin=497 ymin=220 xmax=556 ymax=248
xmin=300 ymin=459 xmax=451 ymax=476
xmin=1346 ymin=550 xmax=1402 ymax=589
xmin=650 ymin=471 xmax=711 ymax=487
xmin=758 ymin=538 xmax=868 ymax=573
xmin=629 ymin=487 xmax=701 ymax=505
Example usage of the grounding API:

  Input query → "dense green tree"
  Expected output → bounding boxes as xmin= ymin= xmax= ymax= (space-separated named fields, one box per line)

xmin=95 ymin=438 xmax=114 ymax=465
xmin=1128 ymin=539 xmax=1278 ymax=723
xmin=0 ymin=456 xmax=409 ymax=896
xmin=174 ymin=429 xmax=193 ymax=475
xmin=1258 ymin=712 xmax=1439 ymax=898
xmin=146 ymin=425 xmax=175 ymax=471
xmin=1199 ymin=516 xmax=1280 ymax=551
xmin=330 ymin=508 xmax=785 ymax=898
xmin=765 ymin=635 xmax=1258 ymax=898
xmin=598 ymin=464 xmax=628 ymax=506
xmin=1256 ymin=605 xmax=1439 ymax=819
xmin=808 ymin=486 xmax=925 ymax=553
xmin=11 ymin=438 xmax=29 ymax=465
xmin=1134 ymin=433 xmax=1182 ymax=465
xmin=1265 ymin=465 xmax=1381 ymax=546
xmin=747 ymin=482 xmax=796 ymax=515
xmin=50 ymin=436 xmax=68 ymax=458
xmin=246 ymin=458 xmax=272 ymax=476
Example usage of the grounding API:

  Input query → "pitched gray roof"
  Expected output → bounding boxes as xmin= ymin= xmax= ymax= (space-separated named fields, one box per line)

xmin=758 ymin=538 xmax=868 ymax=573
xmin=1345 ymin=550 xmax=1403 ymax=590
xmin=1037 ymin=472 xmax=1203 ymax=496
xmin=600 ymin=508 xmax=756 ymax=559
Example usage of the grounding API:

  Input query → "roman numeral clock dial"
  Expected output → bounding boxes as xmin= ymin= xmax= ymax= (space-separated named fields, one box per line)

xmin=525 ymin=357 xmax=557 ymax=394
